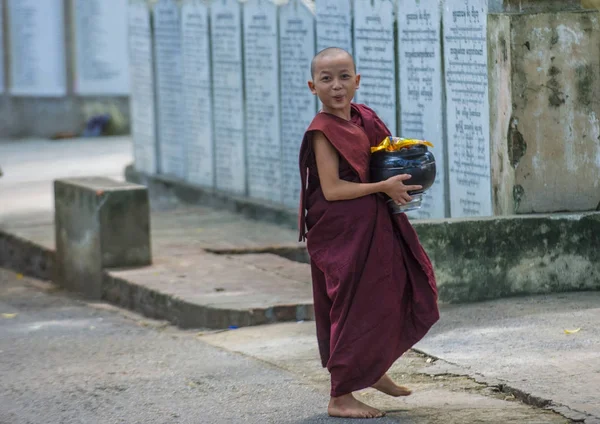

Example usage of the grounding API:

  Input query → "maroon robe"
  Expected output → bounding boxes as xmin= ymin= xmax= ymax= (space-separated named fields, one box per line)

xmin=298 ymin=103 xmax=439 ymax=397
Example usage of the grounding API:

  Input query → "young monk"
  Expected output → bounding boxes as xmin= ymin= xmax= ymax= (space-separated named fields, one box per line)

xmin=298 ymin=47 xmax=440 ymax=419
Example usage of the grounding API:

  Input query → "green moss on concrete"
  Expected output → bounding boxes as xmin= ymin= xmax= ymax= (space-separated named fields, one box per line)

xmin=576 ymin=64 xmax=595 ymax=107
xmin=413 ymin=213 xmax=600 ymax=303
xmin=507 ymin=119 xmax=527 ymax=168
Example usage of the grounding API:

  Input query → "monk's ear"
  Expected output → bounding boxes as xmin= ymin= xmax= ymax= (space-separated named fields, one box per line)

xmin=355 ymin=74 xmax=361 ymax=89
xmin=308 ymin=80 xmax=317 ymax=95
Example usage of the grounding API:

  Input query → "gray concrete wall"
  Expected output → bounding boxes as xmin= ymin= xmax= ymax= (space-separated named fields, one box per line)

xmin=0 ymin=0 xmax=130 ymax=138
xmin=489 ymin=9 xmax=600 ymax=214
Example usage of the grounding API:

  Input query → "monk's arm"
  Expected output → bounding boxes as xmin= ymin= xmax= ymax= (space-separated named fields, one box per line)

xmin=313 ymin=131 xmax=420 ymax=203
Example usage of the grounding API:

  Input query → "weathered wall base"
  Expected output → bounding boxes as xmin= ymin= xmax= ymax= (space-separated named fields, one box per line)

xmin=127 ymin=166 xmax=600 ymax=304
xmin=0 ymin=96 xmax=130 ymax=138
xmin=489 ymin=10 xmax=600 ymax=215
xmin=416 ymin=213 xmax=600 ymax=303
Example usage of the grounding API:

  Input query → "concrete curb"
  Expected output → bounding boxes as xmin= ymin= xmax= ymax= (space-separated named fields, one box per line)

xmin=125 ymin=164 xmax=298 ymax=229
xmin=0 ymin=228 xmax=313 ymax=330
xmin=102 ymin=272 xmax=314 ymax=329
xmin=0 ymin=230 xmax=54 ymax=281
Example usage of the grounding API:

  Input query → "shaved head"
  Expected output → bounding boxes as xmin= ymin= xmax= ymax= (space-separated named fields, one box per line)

xmin=310 ymin=47 xmax=356 ymax=79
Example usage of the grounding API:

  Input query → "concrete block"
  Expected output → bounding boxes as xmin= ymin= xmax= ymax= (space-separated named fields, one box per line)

xmin=54 ymin=177 xmax=151 ymax=299
xmin=488 ymin=10 xmax=600 ymax=214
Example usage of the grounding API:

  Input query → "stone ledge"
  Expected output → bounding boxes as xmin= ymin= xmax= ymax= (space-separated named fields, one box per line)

xmin=414 ymin=213 xmax=600 ymax=302
xmin=102 ymin=250 xmax=314 ymax=329
xmin=1 ymin=225 xmax=313 ymax=329
xmin=0 ymin=230 xmax=55 ymax=281
xmin=102 ymin=273 xmax=314 ymax=329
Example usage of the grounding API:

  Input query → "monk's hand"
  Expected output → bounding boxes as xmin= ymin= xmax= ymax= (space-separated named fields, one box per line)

xmin=383 ymin=174 xmax=422 ymax=205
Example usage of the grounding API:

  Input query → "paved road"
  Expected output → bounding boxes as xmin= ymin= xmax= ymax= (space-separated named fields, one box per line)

xmin=1 ymin=269 xmax=573 ymax=424
xmin=0 ymin=268 xmax=410 ymax=424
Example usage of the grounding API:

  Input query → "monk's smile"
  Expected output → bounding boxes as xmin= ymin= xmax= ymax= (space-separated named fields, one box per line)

xmin=308 ymin=51 xmax=361 ymax=120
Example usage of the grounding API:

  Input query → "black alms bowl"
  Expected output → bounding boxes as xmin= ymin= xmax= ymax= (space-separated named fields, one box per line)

xmin=370 ymin=144 xmax=436 ymax=195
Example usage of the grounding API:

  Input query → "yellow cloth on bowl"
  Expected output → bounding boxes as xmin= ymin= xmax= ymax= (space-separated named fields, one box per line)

xmin=371 ymin=136 xmax=434 ymax=153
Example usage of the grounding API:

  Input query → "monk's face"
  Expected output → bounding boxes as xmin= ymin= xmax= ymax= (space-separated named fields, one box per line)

xmin=309 ymin=53 xmax=360 ymax=114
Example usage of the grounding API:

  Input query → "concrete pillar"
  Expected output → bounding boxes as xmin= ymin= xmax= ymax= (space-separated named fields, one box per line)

xmin=488 ymin=9 xmax=600 ymax=214
xmin=54 ymin=177 xmax=151 ymax=299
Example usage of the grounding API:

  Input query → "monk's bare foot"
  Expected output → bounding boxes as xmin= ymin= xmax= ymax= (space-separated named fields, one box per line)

xmin=372 ymin=374 xmax=412 ymax=397
xmin=328 ymin=394 xmax=385 ymax=419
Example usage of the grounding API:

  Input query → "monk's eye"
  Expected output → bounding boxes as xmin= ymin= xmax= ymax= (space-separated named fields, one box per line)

xmin=321 ymin=76 xmax=330 ymax=82
xmin=341 ymin=74 xmax=351 ymax=79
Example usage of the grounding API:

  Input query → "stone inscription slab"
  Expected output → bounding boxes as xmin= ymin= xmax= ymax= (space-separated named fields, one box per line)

xmin=153 ymin=0 xmax=185 ymax=179
xmin=280 ymin=0 xmax=317 ymax=209
xmin=128 ymin=0 xmax=158 ymax=175
xmin=443 ymin=0 xmax=492 ymax=217
xmin=181 ymin=1 xmax=213 ymax=187
xmin=8 ymin=0 xmax=67 ymax=96
xmin=211 ymin=0 xmax=246 ymax=195
xmin=243 ymin=0 xmax=282 ymax=203
xmin=74 ymin=0 xmax=130 ymax=95
xmin=353 ymin=0 xmax=397 ymax=132
xmin=316 ymin=0 xmax=352 ymax=54
xmin=398 ymin=0 xmax=446 ymax=219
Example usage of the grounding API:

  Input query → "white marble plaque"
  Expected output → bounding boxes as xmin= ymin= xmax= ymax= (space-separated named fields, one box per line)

xmin=316 ymin=0 xmax=352 ymax=54
xmin=280 ymin=0 xmax=317 ymax=209
xmin=243 ymin=0 xmax=282 ymax=203
xmin=0 ymin=1 xmax=4 ymax=93
xmin=211 ymin=0 xmax=246 ymax=195
xmin=74 ymin=0 xmax=130 ymax=95
xmin=181 ymin=1 xmax=214 ymax=187
xmin=8 ymin=0 xmax=67 ymax=96
xmin=153 ymin=0 xmax=185 ymax=179
xmin=443 ymin=0 xmax=492 ymax=217
xmin=398 ymin=0 xmax=447 ymax=219
xmin=128 ymin=1 xmax=158 ymax=175
xmin=353 ymin=0 xmax=397 ymax=132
